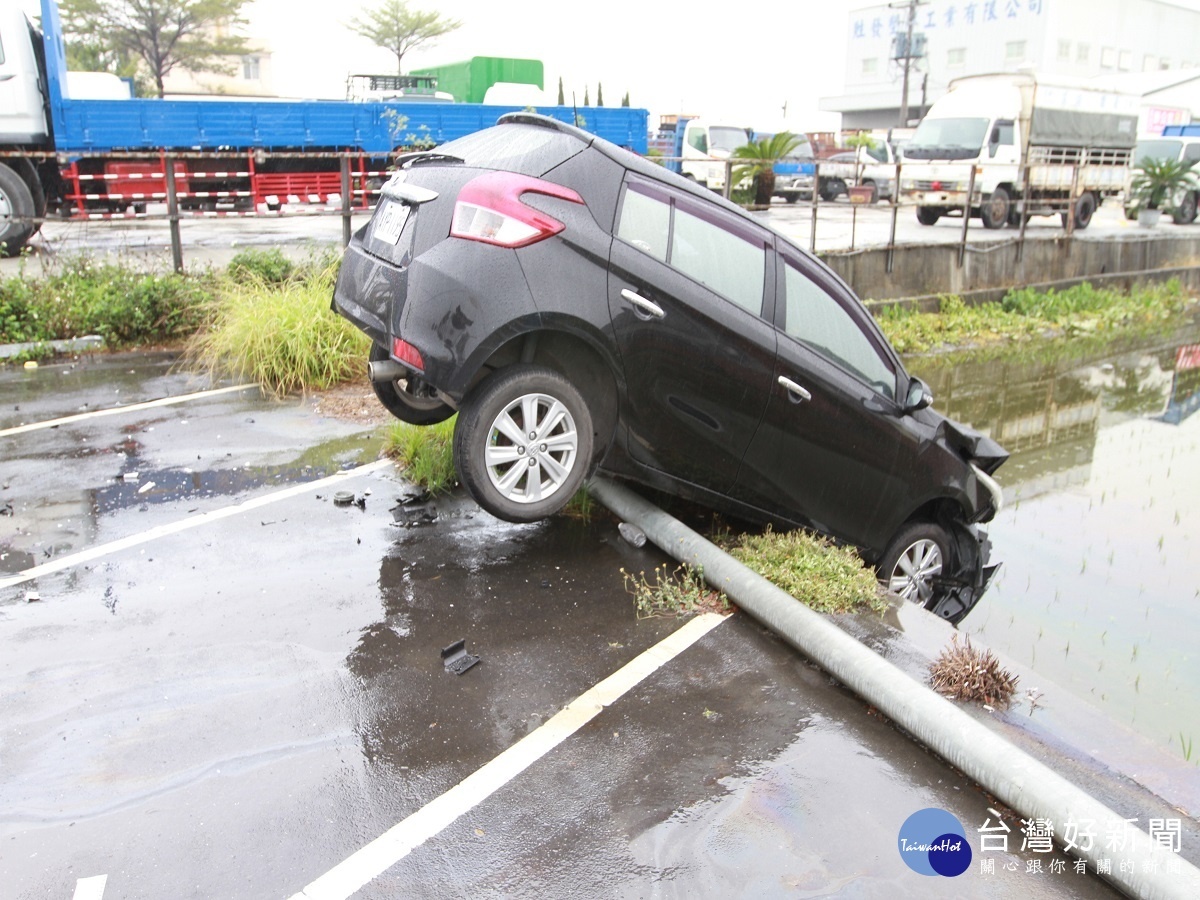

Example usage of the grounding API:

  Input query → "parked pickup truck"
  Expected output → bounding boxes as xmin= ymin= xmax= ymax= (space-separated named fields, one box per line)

xmin=815 ymin=140 xmax=900 ymax=202
xmin=1123 ymin=125 xmax=1200 ymax=224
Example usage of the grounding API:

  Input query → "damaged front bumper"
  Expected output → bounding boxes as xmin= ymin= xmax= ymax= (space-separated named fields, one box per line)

xmin=927 ymin=526 xmax=999 ymax=625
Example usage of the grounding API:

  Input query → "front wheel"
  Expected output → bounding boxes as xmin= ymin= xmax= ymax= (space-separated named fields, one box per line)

xmin=369 ymin=343 xmax=454 ymax=425
xmin=877 ymin=522 xmax=951 ymax=609
xmin=0 ymin=163 xmax=35 ymax=256
xmin=453 ymin=365 xmax=594 ymax=523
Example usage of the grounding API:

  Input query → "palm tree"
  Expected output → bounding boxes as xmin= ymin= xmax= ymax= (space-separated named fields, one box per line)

xmin=1130 ymin=157 xmax=1198 ymax=212
xmin=732 ymin=132 xmax=805 ymax=206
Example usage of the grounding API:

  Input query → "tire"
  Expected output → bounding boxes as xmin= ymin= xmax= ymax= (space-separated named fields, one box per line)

xmin=453 ymin=365 xmax=594 ymax=523
xmin=368 ymin=343 xmax=454 ymax=425
xmin=979 ymin=186 xmax=1010 ymax=230
xmin=0 ymin=163 xmax=35 ymax=256
xmin=1172 ymin=191 xmax=1198 ymax=225
xmin=1062 ymin=192 xmax=1096 ymax=230
xmin=820 ymin=179 xmax=846 ymax=202
xmin=877 ymin=522 xmax=952 ymax=609
xmin=916 ymin=206 xmax=941 ymax=226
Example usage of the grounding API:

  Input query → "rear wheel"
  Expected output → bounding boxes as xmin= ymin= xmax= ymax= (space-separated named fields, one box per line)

xmin=877 ymin=522 xmax=951 ymax=609
xmin=1173 ymin=191 xmax=1198 ymax=225
xmin=916 ymin=206 xmax=941 ymax=226
xmin=0 ymin=163 xmax=35 ymax=256
xmin=369 ymin=343 xmax=454 ymax=425
xmin=1062 ymin=192 xmax=1096 ymax=230
xmin=453 ymin=365 xmax=594 ymax=523
xmin=979 ymin=186 xmax=1010 ymax=230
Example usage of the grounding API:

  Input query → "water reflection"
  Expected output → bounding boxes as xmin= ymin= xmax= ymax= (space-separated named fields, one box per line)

xmin=906 ymin=327 xmax=1200 ymax=753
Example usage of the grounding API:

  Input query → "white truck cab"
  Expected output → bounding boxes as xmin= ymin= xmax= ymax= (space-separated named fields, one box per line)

xmin=0 ymin=5 xmax=50 ymax=146
xmin=678 ymin=119 xmax=752 ymax=191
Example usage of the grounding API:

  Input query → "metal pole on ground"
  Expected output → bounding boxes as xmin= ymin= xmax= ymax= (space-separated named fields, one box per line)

xmin=340 ymin=156 xmax=352 ymax=247
xmin=958 ymin=164 xmax=976 ymax=269
xmin=588 ymin=476 xmax=1200 ymax=900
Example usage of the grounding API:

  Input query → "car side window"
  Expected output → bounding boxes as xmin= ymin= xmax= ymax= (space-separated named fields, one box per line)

xmin=1185 ymin=142 xmax=1200 ymax=163
xmin=615 ymin=184 xmax=669 ymax=261
xmin=616 ymin=181 xmax=767 ymax=317
xmin=670 ymin=203 xmax=765 ymax=315
xmin=782 ymin=257 xmax=896 ymax=399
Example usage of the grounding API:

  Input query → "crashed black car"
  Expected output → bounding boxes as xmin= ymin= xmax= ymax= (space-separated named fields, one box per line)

xmin=332 ymin=114 xmax=1007 ymax=623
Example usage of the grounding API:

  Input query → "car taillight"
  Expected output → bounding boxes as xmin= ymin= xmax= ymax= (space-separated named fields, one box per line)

xmin=392 ymin=337 xmax=425 ymax=373
xmin=450 ymin=171 xmax=584 ymax=248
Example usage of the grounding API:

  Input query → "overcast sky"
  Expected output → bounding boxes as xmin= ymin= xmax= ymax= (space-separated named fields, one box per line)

xmin=22 ymin=0 xmax=1200 ymax=132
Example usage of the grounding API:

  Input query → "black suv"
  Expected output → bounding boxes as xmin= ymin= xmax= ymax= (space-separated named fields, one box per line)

xmin=333 ymin=114 xmax=1007 ymax=622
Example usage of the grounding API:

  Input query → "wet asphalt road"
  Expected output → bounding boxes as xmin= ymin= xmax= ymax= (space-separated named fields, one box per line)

xmin=0 ymin=353 xmax=1179 ymax=899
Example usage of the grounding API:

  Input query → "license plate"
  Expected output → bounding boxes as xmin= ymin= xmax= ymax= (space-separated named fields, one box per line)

xmin=372 ymin=200 xmax=410 ymax=245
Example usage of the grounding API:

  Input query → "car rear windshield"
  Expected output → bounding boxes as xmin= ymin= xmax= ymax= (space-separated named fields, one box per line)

xmin=436 ymin=123 xmax=586 ymax=176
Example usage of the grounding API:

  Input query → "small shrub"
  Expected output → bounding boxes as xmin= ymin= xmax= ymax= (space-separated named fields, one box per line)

xmin=226 ymin=248 xmax=296 ymax=284
xmin=622 ymin=563 xmax=729 ymax=619
xmin=928 ymin=634 xmax=1018 ymax=707
xmin=383 ymin=418 xmax=458 ymax=495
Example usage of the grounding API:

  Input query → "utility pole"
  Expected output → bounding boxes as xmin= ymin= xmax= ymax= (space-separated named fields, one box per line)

xmin=890 ymin=0 xmax=927 ymax=126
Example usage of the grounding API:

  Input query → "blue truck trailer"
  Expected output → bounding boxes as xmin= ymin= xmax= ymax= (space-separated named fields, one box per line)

xmin=0 ymin=0 xmax=648 ymax=255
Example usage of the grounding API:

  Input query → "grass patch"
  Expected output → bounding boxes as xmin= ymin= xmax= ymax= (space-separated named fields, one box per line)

xmin=622 ymin=563 xmax=730 ymax=619
xmin=0 ymin=255 xmax=214 ymax=349
xmin=875 ymin=280 xmax=1198 ymax=355
xmin=184 ymin=259 xmax=369 ymax=396
xmin=383 ymin=418 xmax=459 ymax=494
xmin=727 ymin=526 xmax=887 ymax=616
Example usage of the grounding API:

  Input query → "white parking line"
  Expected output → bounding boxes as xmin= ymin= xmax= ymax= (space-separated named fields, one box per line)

xmin=0 ymin=384 xmax=257 ymax=438
xmin=0 ymin=459 xmax=393 ymax=590
xmin=72 ymin=875 xmax=107 ymax=900
xmin=288 ymin=611 xmax=728 ymax=900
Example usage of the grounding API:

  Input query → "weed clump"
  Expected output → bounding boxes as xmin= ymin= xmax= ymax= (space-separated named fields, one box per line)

xmin=622 ymin=563 xmax=729 ymax=619
xmin=728 ymin=527 xmax=886 ymax=616
xmin=928 ymin=634 xmax=1018 ymax=707
xmin=184 ymin=258 xmax=368 ymax=395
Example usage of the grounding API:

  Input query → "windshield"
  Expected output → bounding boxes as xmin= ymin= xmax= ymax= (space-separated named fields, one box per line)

xmin=1134 ymin=139 xmax=1183 ymax=166
xmin=904 ymin=117 xmax=990 ymax=160
xmin=708 ymin=126 xmax=751 ymax=153
xmin=784 ymin=136 xmax=814 ymax=161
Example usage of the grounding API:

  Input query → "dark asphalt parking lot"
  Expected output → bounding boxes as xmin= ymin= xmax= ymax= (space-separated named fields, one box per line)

xmin=0 ymin=352 xmax=1191 ymax=899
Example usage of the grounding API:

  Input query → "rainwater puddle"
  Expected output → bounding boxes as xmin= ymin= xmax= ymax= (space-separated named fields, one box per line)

xmin=908 ymin=327 xmax=1200 ymax=755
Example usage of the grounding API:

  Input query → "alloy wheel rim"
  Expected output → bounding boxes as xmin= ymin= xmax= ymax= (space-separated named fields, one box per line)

xmin=484 ymin=392 xmax=578 ymax=504
xmin=889 ymin=539 xmax=943 ymax=604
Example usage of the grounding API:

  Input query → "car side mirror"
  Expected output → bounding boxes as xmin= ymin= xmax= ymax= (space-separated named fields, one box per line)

xmin=905 ymin=377 xmax=933 ymax=413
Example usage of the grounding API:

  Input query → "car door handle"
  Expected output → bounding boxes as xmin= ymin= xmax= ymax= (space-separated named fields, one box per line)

xmin=778 ymin=376 xmax=812 ymax=403
xmin=0 ymin=75 xmax=13 ymax=82
xmin=620 ymin=288 xmax=665 ymax=319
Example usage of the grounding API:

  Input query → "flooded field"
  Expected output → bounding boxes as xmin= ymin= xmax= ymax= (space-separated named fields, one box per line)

xmin=909 ymin=324 xmax=1200 ymax=758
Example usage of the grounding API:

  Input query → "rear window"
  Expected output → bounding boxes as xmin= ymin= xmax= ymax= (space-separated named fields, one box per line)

xmin=436 ymin=122 xmax=585 ymax=176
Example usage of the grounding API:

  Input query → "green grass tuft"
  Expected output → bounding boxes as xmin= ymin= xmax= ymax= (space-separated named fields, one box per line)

xmin=184 ymin=260 xmax=369 ymax=396
xmin=383 ymin=418 xmax=459 ymax=494
xmin=728 ymin=526 xmax=886 ymax=615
